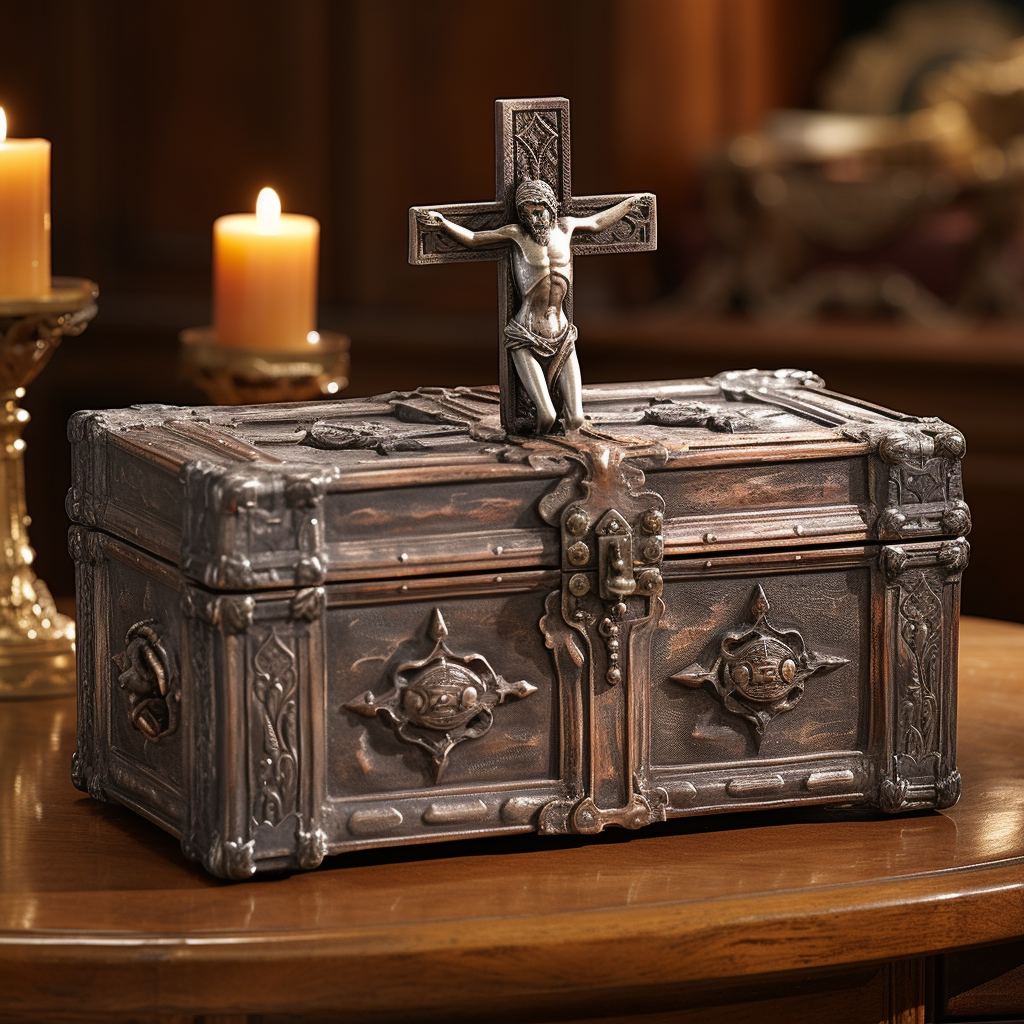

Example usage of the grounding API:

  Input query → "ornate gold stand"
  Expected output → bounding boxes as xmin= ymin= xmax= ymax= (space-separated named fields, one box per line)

xmin=0 ymin=278 xmax=98 ymax=698
xmin=180 ymin=327 xmax=349 ymax=405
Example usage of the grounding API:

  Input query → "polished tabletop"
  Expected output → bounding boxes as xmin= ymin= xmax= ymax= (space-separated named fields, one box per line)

xmin=1 ymin=617 xmax=1022 ymax=1021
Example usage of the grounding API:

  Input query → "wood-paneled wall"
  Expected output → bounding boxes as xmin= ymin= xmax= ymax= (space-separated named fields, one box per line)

xmin=8 ymin=0 xmax=1019 ymax=629
xmin=0 ymin=0 xmax=838 ymax=311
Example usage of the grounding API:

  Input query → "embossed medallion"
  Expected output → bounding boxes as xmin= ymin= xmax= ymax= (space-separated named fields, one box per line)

xmin=671 ymin=586 xmax=849 ymax=748
xmin=113 ymin=620 xmax=179 ymax=741
xmin=345 ymin=609 xmax=537 ymax=782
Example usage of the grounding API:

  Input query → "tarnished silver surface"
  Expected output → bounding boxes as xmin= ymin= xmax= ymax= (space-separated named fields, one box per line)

xmin=345 ymin=608 xmax=537 ymax=782
xmin=68 ymin=370 xmax=968 ymax=877
xmin=671 ymin=586 xmax=849 ymax=749
xmin=410 ymin=98 xmax=656 ymax=435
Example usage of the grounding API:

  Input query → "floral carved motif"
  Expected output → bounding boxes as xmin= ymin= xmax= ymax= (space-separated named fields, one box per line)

xmin=253 ymin=631 xmax=299 ymax=827
xmin=897 ymin=572 xmax=942 ymax=760
xmin=345 ymin=609 xmax=537 ymax=783
xmin=876 ymin=557 xmax=961 ymax=814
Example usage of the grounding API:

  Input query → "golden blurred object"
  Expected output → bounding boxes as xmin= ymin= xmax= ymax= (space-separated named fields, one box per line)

xmin=819 ymin=0 xmax=1022 ymax=116
xmin=686 ymin=2 xmax=1024 ymax=323
xmin=0 ymin=279 xmax=97 ymax=698
xmin=180 ymin=325 xmax=349 ymax=405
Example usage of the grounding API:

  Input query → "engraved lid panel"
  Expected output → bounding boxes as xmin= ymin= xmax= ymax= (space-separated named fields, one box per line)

xmin=67 ymin=370 xmax=968 ymax=589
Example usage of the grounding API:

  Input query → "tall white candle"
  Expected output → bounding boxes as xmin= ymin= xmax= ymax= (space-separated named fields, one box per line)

xmin=213 ymin=187 xmax=320 ymax=351
xmin=0 ymin=108 xmax=51 ymax=298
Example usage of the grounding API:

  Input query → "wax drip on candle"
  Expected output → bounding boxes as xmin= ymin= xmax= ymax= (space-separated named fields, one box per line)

xmin=256 ymin=187 xmax=281 ymax=233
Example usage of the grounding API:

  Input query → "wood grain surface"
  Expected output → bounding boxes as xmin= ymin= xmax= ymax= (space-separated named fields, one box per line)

xmin=0 ymin=616 xmax=1021 ymax=1022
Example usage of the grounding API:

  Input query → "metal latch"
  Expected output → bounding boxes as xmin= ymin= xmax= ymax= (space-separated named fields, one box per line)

xmin=560 ymin=503 xmax=665 ymax=684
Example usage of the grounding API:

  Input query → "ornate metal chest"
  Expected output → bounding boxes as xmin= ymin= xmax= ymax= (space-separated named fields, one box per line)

xmin=68 ymin=369 xmax=970 ymax=878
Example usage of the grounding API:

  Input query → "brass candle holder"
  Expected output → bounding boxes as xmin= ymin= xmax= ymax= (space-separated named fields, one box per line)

xmin=180 ymin=327 xmax=349 ymax=405
xmin=0 ymin=277 xmax=98 ymax=699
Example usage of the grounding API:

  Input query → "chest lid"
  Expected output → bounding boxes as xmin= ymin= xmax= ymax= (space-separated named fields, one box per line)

xmin=67 ymin=368 xmax=968 ymax=591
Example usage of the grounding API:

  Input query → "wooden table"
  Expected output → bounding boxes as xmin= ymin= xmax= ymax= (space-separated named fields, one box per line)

xmin=1 ymin=617 xmax=1022 ymax=1024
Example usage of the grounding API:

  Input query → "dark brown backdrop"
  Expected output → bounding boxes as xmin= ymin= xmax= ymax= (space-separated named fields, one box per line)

xmin=0 ymin=0 xmax=1019 ymax=623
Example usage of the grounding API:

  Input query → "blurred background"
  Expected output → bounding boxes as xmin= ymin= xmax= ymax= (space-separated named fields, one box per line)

xmin=0 ymin=0 xmax=1021 ymax=620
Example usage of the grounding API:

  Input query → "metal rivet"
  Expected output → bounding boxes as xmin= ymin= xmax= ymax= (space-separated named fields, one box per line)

xmin=795 ymin=554 xmax=802 ymax=561
xmin=794 ymin=525 xmax=804 ymax=536
xmin=569 ymin=573 xmax=590 ymax=596
xmin=494 ymin=544 xmax=504 ymax=555
xmin=399 ymin=552 xmax=409 ymax=563
xmin=567 ymin=541 xmax=590 ymax=566
xmin=640 ymin=509 xmax=663 ymax=534
xmin=495 ymin=576 xmax=503 ymax=584
xmin=703 ymin=533 xmax=716 ymax=544
xmin=565 ymin=508 xmax=588 ymax=535
xmin=705 ymin=560 xmax=713 ymax=568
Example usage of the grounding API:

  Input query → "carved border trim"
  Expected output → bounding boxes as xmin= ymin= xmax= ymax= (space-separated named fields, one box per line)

xmin=877 ymin=539 xmax=964 ymax=813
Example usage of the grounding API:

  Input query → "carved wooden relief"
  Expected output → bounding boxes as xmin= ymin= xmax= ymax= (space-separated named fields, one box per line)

xmin=672 ymin=586 xmax=849 ymax=749
xmin=640 ymin=400 xmax=776 ymax=433
xmin=345 ymin=609 xmax=537 ymax=783
xmin=113 ymin=619 xmax=179 ymax=741
xmin=253 ymin=632 xmax=299 ymax=827
xmin=877 ymin=539 xmax=967 ymax=813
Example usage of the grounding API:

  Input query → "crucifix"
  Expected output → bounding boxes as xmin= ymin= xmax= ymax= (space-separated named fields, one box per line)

xmin=409 ymin=97 xmax=657 ymax=436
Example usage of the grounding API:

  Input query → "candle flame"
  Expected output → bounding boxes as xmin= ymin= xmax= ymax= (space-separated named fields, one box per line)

xmin=256 ymin=187 xmax=281 ymax=230
xmin=0 ymin=108 xmax=6 ymax=143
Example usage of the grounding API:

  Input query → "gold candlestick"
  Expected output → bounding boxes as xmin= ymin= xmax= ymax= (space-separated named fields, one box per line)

xmin=180 ymin=326 xmax=349 ymax=405
xmin=0 ymin=278 xmax=98 ymax=698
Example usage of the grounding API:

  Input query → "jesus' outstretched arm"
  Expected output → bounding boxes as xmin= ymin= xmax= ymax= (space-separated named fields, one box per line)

xmin=570 ymin=193 xmax=654 ymax=234
xmin=417 ymin=210 xmax=516 ymax=249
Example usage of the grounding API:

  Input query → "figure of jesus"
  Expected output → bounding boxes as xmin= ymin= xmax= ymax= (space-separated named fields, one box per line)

xmin=420 ymin=180 xmax=651 ymax=434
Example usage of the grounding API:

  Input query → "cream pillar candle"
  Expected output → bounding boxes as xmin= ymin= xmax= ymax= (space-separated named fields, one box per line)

xmin=213 ymin=187 xmax=320 ymax=351
xmin=0 ymin=108 xmax=51 ymax=298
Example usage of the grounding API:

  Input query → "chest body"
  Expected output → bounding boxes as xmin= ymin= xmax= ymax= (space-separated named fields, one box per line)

xmin=68 ymin=372 xmax=969 ymax=877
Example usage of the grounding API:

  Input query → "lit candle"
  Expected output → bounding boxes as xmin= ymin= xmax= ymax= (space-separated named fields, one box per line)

xmin=0 ymin=108 xmax=51 ymax=298
xmin=213 ymin=187 xmax=320 ymax=351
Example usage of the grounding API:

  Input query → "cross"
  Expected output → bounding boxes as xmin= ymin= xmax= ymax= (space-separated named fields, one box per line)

xmin=409 ymin=97 xmax=657 ymax=435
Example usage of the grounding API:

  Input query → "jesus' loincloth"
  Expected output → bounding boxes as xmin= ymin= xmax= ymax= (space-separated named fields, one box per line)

xmin=504 ymin=318 xmax=578 ymax=388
